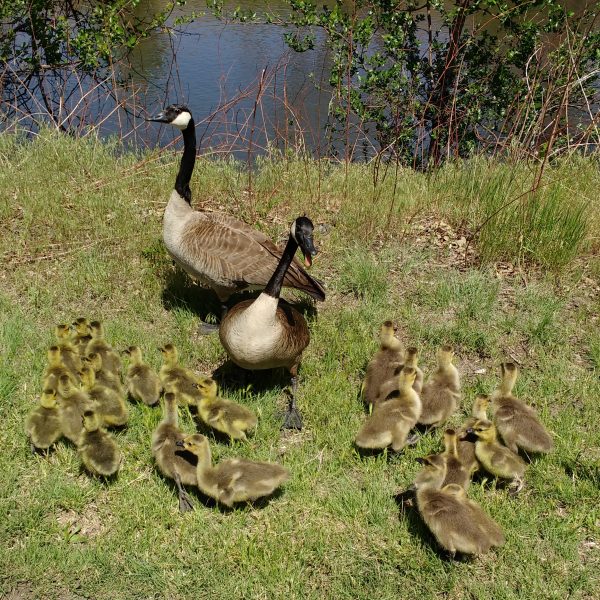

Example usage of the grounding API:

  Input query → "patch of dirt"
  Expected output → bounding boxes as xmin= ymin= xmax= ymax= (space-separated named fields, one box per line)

xmin=578 ymin=538 xmax=599 ymax=565
xmin=1 ymin=583 xmax=88 ymax=600
xmin=1 ymin=582 xmax=34 ymax=600
xmin=410 ymin=216 xmax=479 ymax=270
xmin=55 ymin=502 xmax=105 ymax=540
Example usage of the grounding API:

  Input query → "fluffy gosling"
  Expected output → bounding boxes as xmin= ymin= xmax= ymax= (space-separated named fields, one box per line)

xmin=177 ymin=434 xmax=289 ymax=507
xmin=418 ymin=345 xmax=461 ymax=427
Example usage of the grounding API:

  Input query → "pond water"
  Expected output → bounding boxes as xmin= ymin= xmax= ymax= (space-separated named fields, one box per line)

xmin=3 ymin=0 xmax=591 ymax=158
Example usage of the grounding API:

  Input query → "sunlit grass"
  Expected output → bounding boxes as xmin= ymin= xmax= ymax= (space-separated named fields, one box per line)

xmin=0 ymin=131 xmax=598 ymax=599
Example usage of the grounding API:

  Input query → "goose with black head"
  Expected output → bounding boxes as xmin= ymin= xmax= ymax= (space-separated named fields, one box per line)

xmin=219 ymin=216 xmax=319 ymax=429
xmin=147 ymin=105 xmax=325 ymax=333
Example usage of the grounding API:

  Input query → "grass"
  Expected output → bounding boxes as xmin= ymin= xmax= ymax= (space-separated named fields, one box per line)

xmin=0 ymin=130 xmax=599 ymax=599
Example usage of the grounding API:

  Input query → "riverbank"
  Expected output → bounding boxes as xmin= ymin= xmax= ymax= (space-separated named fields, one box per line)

xmin=0 ymin=131 xmax=599 ymax=599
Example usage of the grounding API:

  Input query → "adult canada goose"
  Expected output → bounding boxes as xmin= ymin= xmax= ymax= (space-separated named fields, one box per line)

xmin=218 ymin=216 xmax=319 ymax=430
xmin=147 ymin=105 xmax=325 ymax=332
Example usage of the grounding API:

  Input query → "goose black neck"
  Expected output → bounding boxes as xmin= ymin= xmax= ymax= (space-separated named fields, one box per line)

xmin=175 ymin=118 xmax=196 ymax=204
xmin=263 ymin=235 xmax=298 ymax=299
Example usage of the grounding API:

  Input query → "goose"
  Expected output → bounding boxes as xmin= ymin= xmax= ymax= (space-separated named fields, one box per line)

xmin=467 ymin=419 xmax=526 ymax=493
xmin=361 ymin=321 xmax=404 ymax=410
xmin=418 ymin=345 xmax=461 ymax=428
xmin=78 ymin=410 xmax=122 ymax=477
xmin=25 ymin=388 xmax=62 ymax=451
xmin=147 ymin=105 xmax=325 ymax=332
xmin=218 ymin=216 xmax=319 ymax=429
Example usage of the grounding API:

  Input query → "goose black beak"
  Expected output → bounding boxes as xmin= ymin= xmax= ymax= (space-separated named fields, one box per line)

xmin=302 ymin=238 xmax=318 ymax=268
xmin=175 ymin=440 xmax=185 ymax=448
xmin=146 ymin=111 xmax=168 ymax=123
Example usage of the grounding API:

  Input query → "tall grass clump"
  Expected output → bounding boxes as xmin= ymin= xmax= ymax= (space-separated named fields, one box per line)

xmin=435 ymin=158 xmax=593 ymax=271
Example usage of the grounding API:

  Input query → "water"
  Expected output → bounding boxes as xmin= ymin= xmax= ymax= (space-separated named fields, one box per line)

xmin=2 ymin=0 xmax=593 ymax=158
xmin=124 ymin=0 xmax=336 ymax=156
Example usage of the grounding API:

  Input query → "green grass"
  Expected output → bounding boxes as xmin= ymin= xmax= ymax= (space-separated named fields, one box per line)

xmin=0 ymin=130 xmax=599 ymax=599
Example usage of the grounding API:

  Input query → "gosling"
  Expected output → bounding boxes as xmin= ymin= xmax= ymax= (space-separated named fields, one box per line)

xmin=491 ymin=362 xmax=553 ymax=454
xmin=418 ymin=345 xmax=461 ymax=427
xmin=355 ymin=366 xmax=421 ymax=452
xmin=85 ymin=320 xmax=121 ymax=375
xmin=80 ymin=366 xmax=128 ymax=427
xmin=414 ymin=455 xmax=505 ymax=556
xmin=123 ymin=346 xmax=162 ymax=406
xmin=468 ymin=419 xmax=526 ymax=493
xmin=177 ymin=434 xmax=289 ymax=507
xmin=151 ymin=392 xmax=198 ymax=512
xmin=78 ymin=410 xmax=122 ymax=477
xmin=25 ymin=388 xmax=62 ymax=451
xmin=56 ymin=374 xmax=92 ymax=444
xmin=158 ymin=344 xmax=202 ymax=406
xmin=195 ymin=377 xmax=257 ymax=441
xmin=361 ymin=321 xmax=404 ymax=409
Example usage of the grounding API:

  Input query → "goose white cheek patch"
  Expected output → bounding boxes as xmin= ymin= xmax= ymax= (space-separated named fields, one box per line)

xmin=172 ymin=111 xmax=192 ymax=130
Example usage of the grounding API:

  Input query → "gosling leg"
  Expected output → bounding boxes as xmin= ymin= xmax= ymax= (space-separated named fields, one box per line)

xmin=174 ymin=471 xmax=195 ymax=512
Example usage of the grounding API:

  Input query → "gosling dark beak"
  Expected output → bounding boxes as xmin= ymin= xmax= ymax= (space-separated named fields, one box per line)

xmin=466 ymin=428 xmax=474 ymax=435
xmin=415 ymin=457 xmax=426 ymax=464
xmin=146 ymin=111 xmax=168 ymax=123
xmin=175 ymin=440 xmax=185 ymax=448
xmin=121 ymin=349 xmax=130 ymax=355
xmin=157 ymin=346 xmax=165 ymax=353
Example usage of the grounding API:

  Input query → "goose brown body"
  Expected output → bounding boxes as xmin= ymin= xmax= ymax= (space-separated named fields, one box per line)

xmin=166 ymin=199 xmax=325 ymax=302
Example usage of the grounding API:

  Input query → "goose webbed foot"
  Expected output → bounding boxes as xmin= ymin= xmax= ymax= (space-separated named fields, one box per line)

xmin=197 ymin=321 xmax=220 ymax=335
xmin=281 ymin=376 xmax=303 ymax=430
xmin=406 ymin=433 xmax=420 ymax=446
xmin=197 ymin=304 xmax=228 ymax=336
